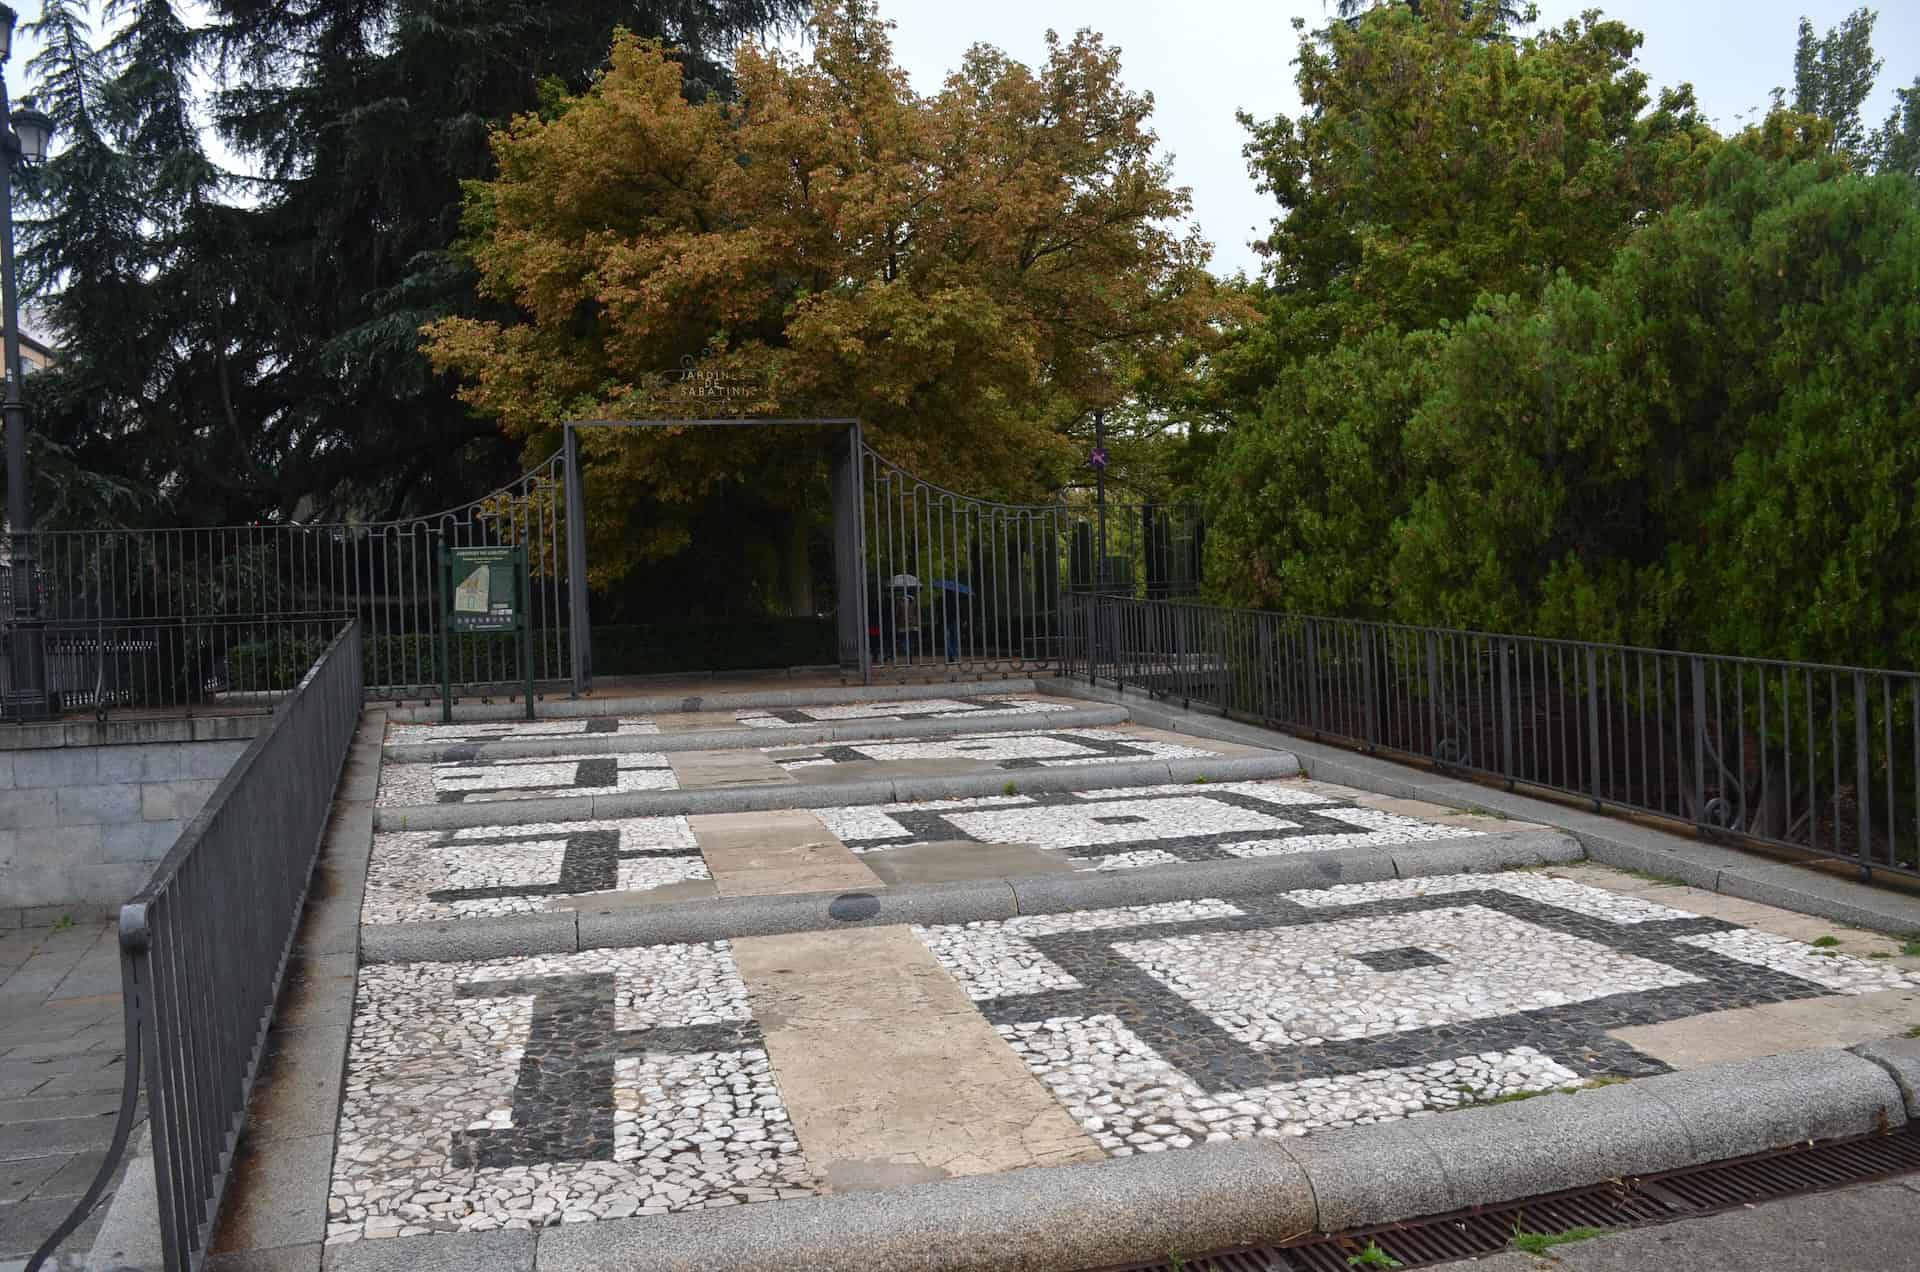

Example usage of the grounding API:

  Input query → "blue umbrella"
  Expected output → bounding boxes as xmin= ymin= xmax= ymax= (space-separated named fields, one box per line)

xmin=932 ymin=579 xmax=973 ymax=595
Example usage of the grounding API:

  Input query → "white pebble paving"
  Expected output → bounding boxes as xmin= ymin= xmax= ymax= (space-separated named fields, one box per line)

xmin=328 ymin=944 xmax=813 ymax=1244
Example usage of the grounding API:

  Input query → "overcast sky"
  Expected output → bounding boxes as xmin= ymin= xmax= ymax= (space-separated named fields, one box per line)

xmin=5 ymin=2 xmax=1915 ymax=280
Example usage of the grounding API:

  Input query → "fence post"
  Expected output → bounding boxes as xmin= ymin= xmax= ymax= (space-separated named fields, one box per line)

xmin=562 ymin=425 xmax=593 ymax=695
xmin=1307 ymin=622 xmax=1323 ymax=735
xmin=1423 ymin=630 xmax=1439 ymax=760
xmin=1586 ymin=646 xmax=1603 ymax=810
xmin=1855 ymin=672 xmax=1873 ymax=878
xmin=1691 ymin=656 xmax=1708 ymax=831
xmin=1360 ymin=625 xmax=1377 ymax=749
xmin=1498 ymin=637 xmax=1514 ymax=789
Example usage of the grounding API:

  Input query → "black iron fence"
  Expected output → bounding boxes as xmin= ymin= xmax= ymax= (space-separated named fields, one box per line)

xmin=1065 ymin=594 xmax=1920 ymax=881
xmin=0 ymin=453 xmax=571 ymax=721
xmin=1057 ymin=494 xmax=1205 ymax=599
xmin=860 ymin=446 xmax=1067 ymax=674
xmin=27 ymin=619 xmax=364 ymax=1272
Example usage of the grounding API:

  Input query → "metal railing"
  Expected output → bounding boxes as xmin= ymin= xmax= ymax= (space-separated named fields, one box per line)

xmin=1065 ymin=594 xmax=1920 ymax=881
xmin=861 ymin=446 xmax=1067 ymax=674
xmin=1057 ymin=495 xmax=1205 ymax=600
xmin=0 ymin=452 xmax=572 ymax=721
xmin=28 ymin=619 xmax=364 ymax=1272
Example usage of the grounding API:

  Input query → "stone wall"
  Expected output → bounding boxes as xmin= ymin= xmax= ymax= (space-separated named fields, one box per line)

xmin=0 ymin=714 xmax=268 ymax=925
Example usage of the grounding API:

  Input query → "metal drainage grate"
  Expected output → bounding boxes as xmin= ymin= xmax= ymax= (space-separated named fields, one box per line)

xmin=1091 ymin=1125 xmax=1920 ymax=1272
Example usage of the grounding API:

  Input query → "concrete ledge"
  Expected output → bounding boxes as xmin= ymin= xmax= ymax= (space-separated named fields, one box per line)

xmin=380 ymin=706 xmax=1133 ymax=763
xmin=369 ymin=754 xmax=1303 ymax=831
xmin=359 ymin=912 xmax=578 ymax=964
xmin=383 ymin=679 xmax=1040 ymax=724
xmin=361 ymin=831 xmax=1579 ymax=961
xmin=576 ymin=880 xmax=1020 ymax=953
xmin=533 ymin=1136 xmax=1314 ymax=1272
xmin=1851 ymin=1037 xmax=1920 ymax=1119
xmin=1045 ymin=677 xmax=1920 ymax=936
xmin=516 ymin=1043 xmax=1906 ymax=1272
xmin=0 ymin=712 xmax=269 ymax=752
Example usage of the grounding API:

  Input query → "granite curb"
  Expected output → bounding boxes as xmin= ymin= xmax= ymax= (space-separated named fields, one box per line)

xmin=382 ymin=679 xmax=1040 ymax=725
xmin=1044 ymin=678 xmax=1920 ymax=936
xmin=330 ymin=1044 xmax=1908 ymax=1272
xmin=368 ymin=753 xmax=1303 ymax=831
xmin=379 ymin=705 xmax=1131 ymax=763
xmin=357 ymin=828 xmax=1579 ymax=963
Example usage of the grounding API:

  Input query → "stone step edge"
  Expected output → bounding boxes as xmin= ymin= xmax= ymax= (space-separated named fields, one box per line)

xmin=358 ymin=828 xmax=1578 ymax=964
xmin=381 ymin=705 xmax=1132 ymax=764
xmin=325 ymin=1045 xmax=1912 ymax=1272
xmin=369 ymin=753 xmax=1302 ymax=831
xmin=383 ymin=678 xmax=1041 ymax=724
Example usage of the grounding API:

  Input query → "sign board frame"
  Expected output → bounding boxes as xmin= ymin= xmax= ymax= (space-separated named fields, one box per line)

xmin=438 ymin=543 xmax=535 ymax=723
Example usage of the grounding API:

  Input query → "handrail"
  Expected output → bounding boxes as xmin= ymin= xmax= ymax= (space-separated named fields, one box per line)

xmin=26 ymin=618 xmax=364 ymax=1272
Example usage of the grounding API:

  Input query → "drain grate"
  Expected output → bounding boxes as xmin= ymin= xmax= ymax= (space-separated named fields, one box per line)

xmin=1090 ymin=1125 xmax=1920 ymax=1271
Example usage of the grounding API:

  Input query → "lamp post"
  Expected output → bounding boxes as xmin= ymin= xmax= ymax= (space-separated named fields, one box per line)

xmin=0 ymin=2 xmax=55 ymax=721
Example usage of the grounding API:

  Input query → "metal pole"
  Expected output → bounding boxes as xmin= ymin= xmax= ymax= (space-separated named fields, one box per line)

xmin=1094 ymin=409 xmax=1107 ymax=591
xmin=562 ymin=424 xmax=593 ymax=694
xmin=1 ymin=67 xmax=46 ymax=720
xmin=520 ymin=546 xmax=534 ymax=721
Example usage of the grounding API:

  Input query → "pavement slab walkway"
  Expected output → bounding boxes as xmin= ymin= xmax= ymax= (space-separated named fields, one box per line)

xmin=0 ymin=921 xmax=134 ymax=1271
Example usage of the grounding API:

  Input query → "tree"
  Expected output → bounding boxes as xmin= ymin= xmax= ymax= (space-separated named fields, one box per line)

xmin=1872 ymin=75 xmax=1920 ymax=176
xmin=425 ymin=1 xmax=1231 ymax=596
xmin=1239 ymin=3 xmax=1713 ymax=374
xmin=1387 ymin=144 xmax=1917 ymax=672
xmin=1333 ymin=0 xmax=1527 ymax=27
xmin=1207 ymin=3 xmax=1715 ymax=612
xmin=13 ymin=0 xmax=806 ymax=529
xmin=1786 ymin=8 xmax=1882 ymax=159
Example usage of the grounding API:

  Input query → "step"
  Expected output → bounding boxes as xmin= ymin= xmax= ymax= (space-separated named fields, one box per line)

xmin=381 ymin=705 xmax=1132 ymax=764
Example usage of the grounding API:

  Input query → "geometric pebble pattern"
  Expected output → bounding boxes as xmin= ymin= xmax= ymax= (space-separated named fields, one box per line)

xmin=766 ymin=726 xmax=1220 ymax=771
xmin=362 ymin=817 xmax=706 ymax=922
xmin=328 ymin=944 xmax=813 ymax=1244
xmin=914 ymin=879 xmax=1920 ymax=1156
xmin=734 ymin=694 xmax=1078 ymax=727
xmin=385 ymin=717 xmax=660 ymax=745
xmin=812 ymin=780 xmax=1483 ymax=871
xmin=375 ymin=753 xmax=678 ymax=807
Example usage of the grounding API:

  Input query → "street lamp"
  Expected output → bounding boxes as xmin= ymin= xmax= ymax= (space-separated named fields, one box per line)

xmin=0 ymin=1 xmax=56 ymax=720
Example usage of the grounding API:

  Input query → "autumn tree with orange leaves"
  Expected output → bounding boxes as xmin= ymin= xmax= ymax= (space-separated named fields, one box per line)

xmin=426 ymin=1 xmax=1230 ymax=607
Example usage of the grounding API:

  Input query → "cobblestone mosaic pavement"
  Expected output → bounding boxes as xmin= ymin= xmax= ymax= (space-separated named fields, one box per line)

xmin=364 ymin=818 xmax=709 ymax=922
xmin=386 ymin=717 xmax=661 ymax=746
xmin=765 ymin=726 xmax=1220 ymax=772
xmin=376 ymin=754 xmax=678 ymax=807
xmin=812 ymin=779 xmax=1484 ymax=871
xmin=328 ymin=944 xmax=813 ymax=1245
xmin=912 ymin=878 xmax=1920 ymax=1156
xmin=733 ymin=694 xmax=1076 ymax=727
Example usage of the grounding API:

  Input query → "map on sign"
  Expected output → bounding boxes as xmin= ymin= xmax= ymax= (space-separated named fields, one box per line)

xmin=453 ymin=565 xmax=490 ymax=614
xmin=445 ymin=546 xmax=521 ymax=633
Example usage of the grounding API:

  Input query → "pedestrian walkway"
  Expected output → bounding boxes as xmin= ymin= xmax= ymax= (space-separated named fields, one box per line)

xmin=0 ymin=920 xmax=131 ymax=1270
xmin=192 ymin=681 xmax=1920 ymax=1271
